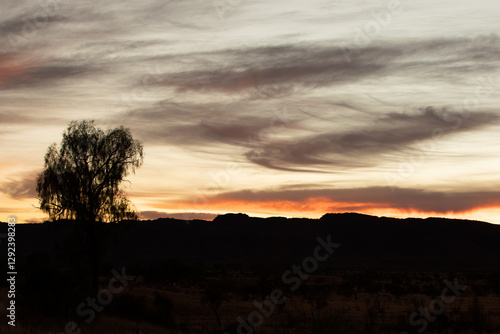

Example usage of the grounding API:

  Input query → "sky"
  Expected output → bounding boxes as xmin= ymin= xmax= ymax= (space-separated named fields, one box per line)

xmin=1 ymin=0 xmax=500 ymax=224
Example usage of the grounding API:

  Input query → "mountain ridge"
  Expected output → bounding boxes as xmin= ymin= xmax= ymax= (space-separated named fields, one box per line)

xmin=2 ymin=212 xmax=499 ymax=272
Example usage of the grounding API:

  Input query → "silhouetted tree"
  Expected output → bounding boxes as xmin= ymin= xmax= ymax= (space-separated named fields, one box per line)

xmin=36 ymin=120 xmax=143 ymax=294
xmin=36 ymin=120 xmax=143 ymax=222
xmin=201 ymin=280 xmax=230 ymax=330
xmin=302 ymin=284 xmax=331 ymax=318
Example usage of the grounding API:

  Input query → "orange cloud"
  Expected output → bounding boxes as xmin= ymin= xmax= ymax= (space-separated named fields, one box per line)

xmin=165 ymin=197 xmax=387 ymax=218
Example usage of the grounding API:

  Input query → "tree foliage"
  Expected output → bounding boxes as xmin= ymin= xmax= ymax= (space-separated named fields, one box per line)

xmin=36 ymin=120 xmax=144 ymax=222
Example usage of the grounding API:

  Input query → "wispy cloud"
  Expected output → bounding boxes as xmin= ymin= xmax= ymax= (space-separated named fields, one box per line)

xmin=244 ymin=107 xmax=498 ymax=171
xmin=128 ymin=37 xmax=500 ymax=97
xmin=0 ymin=64 xmax=98 ymax=90
xmin=0 ymin=172 xmax=38 ymax=200
xmin=118 ymin=101 xmax=498 ymax=172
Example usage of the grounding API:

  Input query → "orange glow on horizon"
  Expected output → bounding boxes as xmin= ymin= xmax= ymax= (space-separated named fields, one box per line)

xmin=161 ymin=196 xmax=500 ymax=223
xmin=10 ymin=197 xmax=500 ymax=224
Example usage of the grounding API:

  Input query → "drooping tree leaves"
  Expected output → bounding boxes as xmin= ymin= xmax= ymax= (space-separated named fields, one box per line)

xmin=36 ymin=120 xmax=144 ymax=222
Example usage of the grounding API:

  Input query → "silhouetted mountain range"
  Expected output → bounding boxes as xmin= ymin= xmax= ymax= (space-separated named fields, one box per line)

xmin=2 ymin=213 xmax=500 ymax=271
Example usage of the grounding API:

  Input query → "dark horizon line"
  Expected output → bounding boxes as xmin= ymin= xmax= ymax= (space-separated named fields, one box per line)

xmin=3 ymin=211 xmax=496 ymax=226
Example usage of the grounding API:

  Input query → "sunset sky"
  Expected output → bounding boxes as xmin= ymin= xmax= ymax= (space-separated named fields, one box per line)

xmin=1 ymin=0 xmax=500 ymax=223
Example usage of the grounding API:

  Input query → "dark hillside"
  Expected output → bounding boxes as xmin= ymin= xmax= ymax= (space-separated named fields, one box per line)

xmin=2 ymin=212 xmax=500 ymax=271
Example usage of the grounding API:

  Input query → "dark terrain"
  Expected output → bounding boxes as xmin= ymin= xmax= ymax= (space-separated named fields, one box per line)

xmin=5 ymin=212 xmax=500 ymax=271
xmin=1 ymin=212 xmax=500 ymax=333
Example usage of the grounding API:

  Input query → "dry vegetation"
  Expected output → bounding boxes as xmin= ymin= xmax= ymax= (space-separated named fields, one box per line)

xmin=1 ymin=267 xmax=500 ymax=334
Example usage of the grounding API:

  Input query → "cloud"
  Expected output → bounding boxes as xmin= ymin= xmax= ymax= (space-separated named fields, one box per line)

xmin=0 ymin=11 xmax=65 ymax=36
xmin=116 ymin=96 xmax=498 ymax=172
xmin=139 ymin=210 xmax=218 ymax=221
xmin=139 ymin=36 xmax=500 ymax=98
xmin=24 ymin=218 xmax=46 ymax=224
xmin=116 ymin=100 xmax=299 ymax=149
xmin=158 ymin=51 xmax=385 ymax=96
xmin=187 ymin=186 xmax=500 ymax=215
xmin=0 ymin=172 xmax=39 ymax=200
xmin=0 ymin=64 xmax=98 ymax=90
xmin=243 ymin=107 xmax=498 ymax=171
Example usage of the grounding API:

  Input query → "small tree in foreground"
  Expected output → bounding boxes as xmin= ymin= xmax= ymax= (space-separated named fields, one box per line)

xmin=36 ymin=120 xmax=143 ymax=222
xmin=201 ymin=280 xmax=231 ymax=330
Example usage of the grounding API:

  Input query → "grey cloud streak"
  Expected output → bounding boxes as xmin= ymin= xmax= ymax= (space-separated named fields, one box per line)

xmin=243 ymin=107 xmax=497 ymax=172
xmin=120 ymin=101 xmax=498 ymax=173
xmin=142 ymin=36 xmax=500 ymax=97
xmin=0 ymin=65 xmax=99 ymax=90
xmin=0 ymin=172 xmax=38 ymax=200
